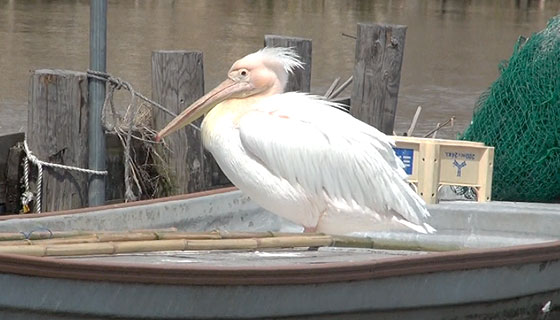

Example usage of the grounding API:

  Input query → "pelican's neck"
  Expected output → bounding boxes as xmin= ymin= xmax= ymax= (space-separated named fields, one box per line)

xmin=269 ymin=79 xmax=286 ymax=96
xmin=201 ymin=96 xmax=263 ymax=148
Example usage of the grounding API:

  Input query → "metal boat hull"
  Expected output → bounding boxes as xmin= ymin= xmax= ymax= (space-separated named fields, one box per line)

xmin=0 ymin=188 xmax=557 ymax=319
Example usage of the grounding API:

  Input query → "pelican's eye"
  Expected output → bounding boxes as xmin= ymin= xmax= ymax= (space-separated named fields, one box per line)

xmin=240 ymin=69 xmax=248 ymax=77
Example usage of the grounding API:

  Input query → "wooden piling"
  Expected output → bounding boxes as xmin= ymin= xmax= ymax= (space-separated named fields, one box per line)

xmin=350 ymin=23 xmax=407 ymax=134
xmin=264 ymin=35 xmax=312 ymax=92
xmin=0 ymin=133 xmax=24 ymax=214
xmin=4 ymin=144 xmax=24 ymax=214
xmin=4 ymin=145 xmax=23 ymax=214
xmin=27 ymin=70 xmax=90 ymax=212
xmin=151 ymin=51 xmax=228 ymax=195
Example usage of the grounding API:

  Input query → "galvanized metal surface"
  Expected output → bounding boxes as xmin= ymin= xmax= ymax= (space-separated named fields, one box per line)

xmin=87 ymin=0 xmax=107 ymax=207
xmin=0 ymin=189 xmax=297 ymax=234
xmin=0 ymin=189 xmax=558 ymax=319
xmin=0 ymin=189 xmax=558 ymax=249
xmin=0 ymin=256 xmax=557 ymax=319
xmin=58 ymin=247 xmax=424 ymax=266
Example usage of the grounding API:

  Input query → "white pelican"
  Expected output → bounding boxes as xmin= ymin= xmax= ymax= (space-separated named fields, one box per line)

xmin=156 ymin=47 xmax=435 ymax=235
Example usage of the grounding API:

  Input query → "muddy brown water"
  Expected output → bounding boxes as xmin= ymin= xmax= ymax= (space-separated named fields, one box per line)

xmin=0 ymin=0 xmax=558 ymax=138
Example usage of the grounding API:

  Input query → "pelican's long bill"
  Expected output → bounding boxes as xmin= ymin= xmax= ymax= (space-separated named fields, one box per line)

xmin=155 ymin=78 xmax=251 ymax=142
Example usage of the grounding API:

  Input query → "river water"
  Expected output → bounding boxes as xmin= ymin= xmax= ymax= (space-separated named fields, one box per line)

xmin=0 ymin=0 xmax=559 ymax=138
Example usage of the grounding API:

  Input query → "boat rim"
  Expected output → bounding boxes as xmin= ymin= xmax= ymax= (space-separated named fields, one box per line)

xmin=0 ymin=240 xmax=557 ymax=286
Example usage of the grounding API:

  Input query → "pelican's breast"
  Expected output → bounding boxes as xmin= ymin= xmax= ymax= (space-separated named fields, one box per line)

xmin=200 ymin=98 xmax=321 ymax=228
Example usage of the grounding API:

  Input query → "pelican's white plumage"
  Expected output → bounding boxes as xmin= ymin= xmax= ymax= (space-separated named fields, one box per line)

xmin=157 ymin=47 xmax=435 ymax=235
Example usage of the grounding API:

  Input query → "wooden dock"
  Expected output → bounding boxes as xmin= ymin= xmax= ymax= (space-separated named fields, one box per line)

xmin=1 ymin=23 xmax=407 ymax=214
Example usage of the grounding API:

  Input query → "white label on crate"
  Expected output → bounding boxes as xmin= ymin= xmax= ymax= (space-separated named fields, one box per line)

xmin=444 ymin=152 xmax=476 ymax=161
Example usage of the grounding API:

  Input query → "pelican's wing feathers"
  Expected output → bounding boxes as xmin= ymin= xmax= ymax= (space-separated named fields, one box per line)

xmin=238 ymin=92 xmax=432 ymax=231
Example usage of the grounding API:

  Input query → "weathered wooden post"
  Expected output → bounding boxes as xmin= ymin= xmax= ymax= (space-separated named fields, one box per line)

xmin=350 ymin=23 xmax=407 ymax=134
xmin=28 ymin=70 xmax=90 ymax=212
xmin=264 ymin=35 xmax=312 ymax=92
xmin=1 ymin=133 xmax=24 ymax=214
xmin=152 ymin=51 xmax=227 ymax=195
xmin=4 ymin=145 xmax=23 ymax=214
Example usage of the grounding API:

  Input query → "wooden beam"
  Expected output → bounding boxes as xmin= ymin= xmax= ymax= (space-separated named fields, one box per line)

xmin=27 ymin=70 xmax=90 ymax=212
xmin=264 ymin=35 xmax=312 ymax=92
xmin=350 ymin=23 xmax=407 ymax=134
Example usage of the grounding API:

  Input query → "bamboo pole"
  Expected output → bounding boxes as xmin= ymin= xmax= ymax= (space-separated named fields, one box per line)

xmin=328 ymin=75 xmax=353 ymax=100
xmin=324 ymin=77 xmax=340 ymax=98
xmin=0 ymin=235 xmax=99 ymax=247
xmin=0 ymin=230 xmax=88 ymax=241
xmin=0 ymin=236 xmax=336 ymax=257
xmin=0 ymin=232 xmax=460 ymax=257
xmin=406 ymin=106 xmax=422 ymax=137
xmin=0 ymin=228 xmax=178 ymax=242
xmin=331 ymin=236 xmax=462 ymax=252
xmin=0 ymin=227 xmax=461 ymax=257
xmin=0 ymin=230 xmax=325 ymax=246
xmin=423 ymin=116 xmax=455 ymax=138
xmin=256 ymin=236 xmax=333 ymax=249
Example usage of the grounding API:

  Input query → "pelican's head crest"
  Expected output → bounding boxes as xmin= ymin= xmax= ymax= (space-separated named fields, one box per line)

xmin=253 ymin=47 xmax=304 ymax=75
xmin=229 ymin=47 xmax=303 ymax=93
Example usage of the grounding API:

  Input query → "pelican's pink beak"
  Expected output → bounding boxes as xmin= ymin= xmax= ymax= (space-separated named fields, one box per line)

xmin=155 ymin=78 xmax=251 ymax=142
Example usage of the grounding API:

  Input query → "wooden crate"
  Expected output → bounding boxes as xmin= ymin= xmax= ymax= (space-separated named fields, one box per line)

xmin=393 ymin=136 xmax=494 ymax=204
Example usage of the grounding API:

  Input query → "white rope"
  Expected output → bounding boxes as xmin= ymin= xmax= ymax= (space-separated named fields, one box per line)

xmin=22 ymin=139 xmax=107 ymax=213
xmin=23 ymin=140 xmax=108 ymax=175
xmin=21 ymin=156 xmax=34 ymax=213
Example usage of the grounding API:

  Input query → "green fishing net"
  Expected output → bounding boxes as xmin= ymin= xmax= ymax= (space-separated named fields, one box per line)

xmin=461 ymin=15 xmax=560 ymax=202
